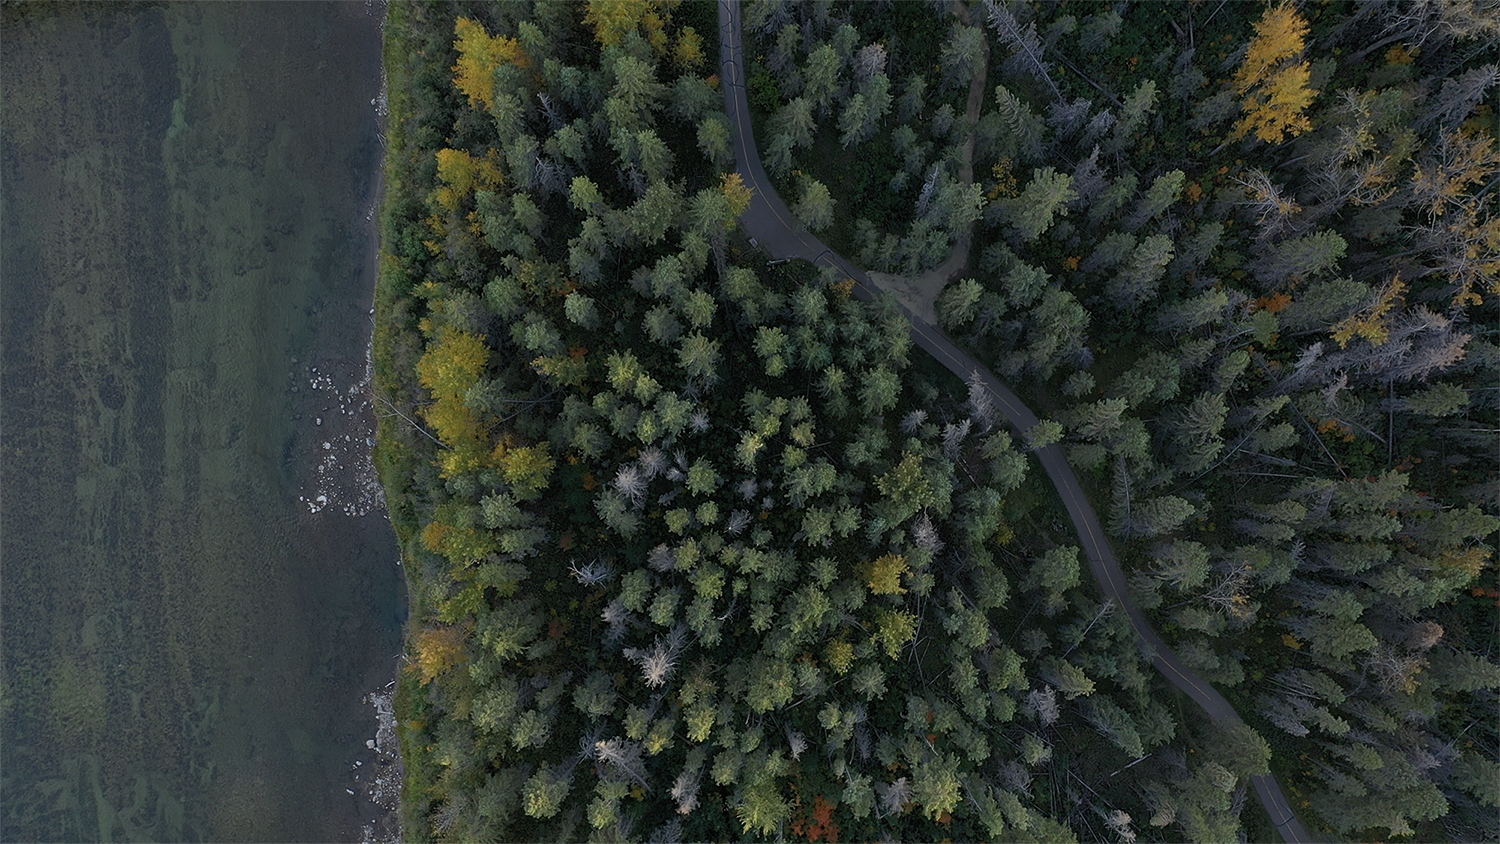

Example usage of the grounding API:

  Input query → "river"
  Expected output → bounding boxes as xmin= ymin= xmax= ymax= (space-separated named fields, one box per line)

xmin=1 ymin=4 xmax=404 ymax=841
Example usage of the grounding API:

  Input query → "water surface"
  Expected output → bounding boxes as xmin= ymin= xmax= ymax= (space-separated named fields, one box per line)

xmin=2 ymin=4 xmax=404 ymax=840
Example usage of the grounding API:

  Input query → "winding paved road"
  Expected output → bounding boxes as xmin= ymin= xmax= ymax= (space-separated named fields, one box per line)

xmin=717 ymin=3 xmax=1311 ymax=841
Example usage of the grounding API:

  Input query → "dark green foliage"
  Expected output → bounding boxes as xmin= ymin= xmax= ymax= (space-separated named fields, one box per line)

xmin=379 ymin=1 xmax=1500 ymax=841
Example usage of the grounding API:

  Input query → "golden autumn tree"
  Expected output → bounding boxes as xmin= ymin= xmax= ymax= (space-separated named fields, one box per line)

xmin=421 ymin=500 xmax=500 ymax=567
xmin=1411 ymin=129 xmax=1500 ymax=218
xmin=583 ymin=0 xmax=675 ymax=51
xmin=721 ymin=172 xmax=753 ymax=218
xmin=452 ymin=16 xmax=529 ymax=111
xmin=492 ymin=438 xmax=555 ymax=498
xmin=673 ymin=26 xmax=704 ymax=68
xmin=1229 ymin=3 xmax=1318 ymax=144
xmin=417 ymin=326 xmax=491 ymax=476
xmin=412 ymin=624 xmax=471 ymax=685
xmin=583 ymin=0 xmax=643 ymax=47
xmin=431 ymin=148 xmax=504 ymax=215
xmin=864 ymin=553 xmax=910 ymax=595
xmin=1331 ymin=275 xmax=1404 ymax=347
xmin=421 ymin=517 xmax=498 ymax=565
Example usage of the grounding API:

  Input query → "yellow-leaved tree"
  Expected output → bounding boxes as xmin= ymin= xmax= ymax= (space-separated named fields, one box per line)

xmin=674 ymin=26 xmax=704 ymax=68
xmin=492 ymin=438 xmax=555 ymax=498
xmin=583 ymin=0 xmax=674 ymax=51
xmin=452 ymin=16 xmax=529 ymax=111
xmin=412 ymin=624 xmax=470 ymax=685
xmin=1230 ymin=3 xmax=1318 ymax=144
xmin=417 ymin=326 xmax=490 ymax=476
xmin=864 ymin=553 xmax=910 ymax=595
xmin=1404 ymin=129 xmax=1500 ymax=306
xmin=721 ymin=172 xmax=752 ymax=218
xmin=1331 ymin=275 xmax=1404 ymax=347
xmin=431 ymin=148 xmax=504 ymax=214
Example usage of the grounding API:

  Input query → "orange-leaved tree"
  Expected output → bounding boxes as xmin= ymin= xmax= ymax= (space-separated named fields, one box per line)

xmin=452 ymin=16 xmax=529 ymax=111
xmin=1229 ymin=3 xmax=1318 ymax=144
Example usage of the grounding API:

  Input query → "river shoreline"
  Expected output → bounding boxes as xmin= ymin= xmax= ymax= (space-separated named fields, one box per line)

xmin=348 ymin=4 xmax=405 ymax=839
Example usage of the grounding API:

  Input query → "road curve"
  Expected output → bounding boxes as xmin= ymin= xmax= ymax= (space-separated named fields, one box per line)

xmin=717 ymin=3 xmax=1312 ymax=841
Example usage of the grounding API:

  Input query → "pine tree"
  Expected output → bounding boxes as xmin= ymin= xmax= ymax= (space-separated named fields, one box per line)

xmin=773 ymin=97 xmax=816 ymax=149
xmin=794 ymin=177 xmax=836 ymax=231
xmin=1107 ymin=234 xmax=1174 ymax=312
xmin=1084 ymin=696 xmax=1145 ymax=759
xmin=697 ymin=113 xmax=734 ymax=170
xmin=1089 ymin=172 xmax=1138 ymax=226
xmin=1259 ymin=229 xmax=1351 ymax=289
xmin=993 ymin=85 xmax=1046 ymax=164
xmin=1124 ymin=169 xmax=1185 ymax=232
xmin=802 ymin=42 xmax=842 ymax=114
xmin=983 ymin=0 xmax=1062 ymax=101
xmin=1107 ymin=80 xmax=1158 ymax=154
xmin=1451 ymin=749 xmax=1500 ymax=814
xmin=937 ymin=278 xmax=984 ymax=329
xmin=1172 ymin=392 xmax=1228 ymax=475
xmin=898 ymin=73 xmax=928 ymax=122
xmin=1077 ymin=8 xmax=1122 ymax=54
xmin=521 ymin=765 xmax=572 ymax=819
xmin=939 ymin=24 xmax=985 ymax=90
xmin=1027 ymin=546 xmax=1081 ymax=615
xmin=1155 ymin=288 xmax=1229 ymax=334
xmin=1041 ymin=656 xmax=1095 ymax=699
xmin=1004 ymin=167 xmax=1076 ymax=242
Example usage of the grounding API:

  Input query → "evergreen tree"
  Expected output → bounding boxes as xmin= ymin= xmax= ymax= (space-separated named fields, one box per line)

xmin=1002 ymin=167 xmax=1075 ymax=242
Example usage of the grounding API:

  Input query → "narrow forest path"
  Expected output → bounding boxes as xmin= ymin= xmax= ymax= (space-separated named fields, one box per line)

xmin=717 ymin=2 xmax=1312 ymax=841
xmin=869 ymin=0 xmax=990 ymax=326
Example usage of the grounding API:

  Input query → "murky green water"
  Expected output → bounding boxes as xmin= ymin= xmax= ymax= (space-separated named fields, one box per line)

xmin=1 ymin=4 xmax=404 ymax=841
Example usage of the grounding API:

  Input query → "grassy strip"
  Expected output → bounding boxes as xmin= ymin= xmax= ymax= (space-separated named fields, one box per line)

xmin=372 ymin=2 xmax=462 ymax=839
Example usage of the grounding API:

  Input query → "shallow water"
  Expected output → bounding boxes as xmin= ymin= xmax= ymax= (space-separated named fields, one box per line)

xmin=1 ymin=4 xmax=404 ymax=841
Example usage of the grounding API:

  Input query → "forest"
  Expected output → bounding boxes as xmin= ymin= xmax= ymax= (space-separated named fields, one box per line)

xmin=372 ymin=1 xmax=1498 ymax=841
